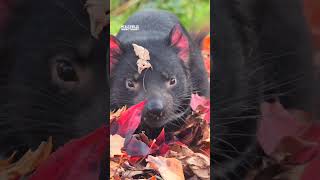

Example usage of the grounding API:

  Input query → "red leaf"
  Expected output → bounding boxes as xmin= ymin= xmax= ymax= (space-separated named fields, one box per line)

xmin=158 ymin=144 xmax=170 ymax=156
xmin=190 ymin=94 xmax=210 ymax=123
xmin=155 ymin=128 xmax=165 ymax=146
xmin=301 ymin=153 xmax=320 ymax=180
xmin=257 ymin=102 xmax=310 ymax=155
xmin=128 ymin=156 xmax=141 ymax=165
xmin=115 ymin=101 xmax=146 ymax=137
xmin=29 ymin=125 xmax=107 ymax=180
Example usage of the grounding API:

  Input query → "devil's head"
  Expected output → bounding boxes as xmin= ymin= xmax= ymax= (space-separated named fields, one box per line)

xmin=0 ymin=0 xmax=107 ymax=157
xmin=110 ymin=24 xmax=193 ymax=135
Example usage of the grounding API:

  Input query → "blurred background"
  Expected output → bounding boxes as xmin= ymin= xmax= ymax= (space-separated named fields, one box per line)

xmin=110 ymin=0 xmax=210 ymax=35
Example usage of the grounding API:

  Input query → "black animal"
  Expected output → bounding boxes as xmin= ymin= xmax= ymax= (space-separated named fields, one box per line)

xmin=0 ymin=0 xmax=107 ymax=162
xmin=110 ymin=9 xmax=209 ymax=138
xmin=212 ymin=0 xmax=313 ymax=179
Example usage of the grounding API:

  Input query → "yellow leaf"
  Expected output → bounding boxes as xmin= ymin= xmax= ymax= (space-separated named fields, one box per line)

xmin=0 ymin=137 xmax=53 ymax=179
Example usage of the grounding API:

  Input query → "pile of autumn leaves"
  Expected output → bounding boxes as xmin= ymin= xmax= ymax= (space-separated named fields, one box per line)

xmin=110 ymin=94 xmax=210 ymax=180
xmin=246 ymin=102 xmax=320 ymax=180
xmin=109 ymin=34 xmax=211 ymax=180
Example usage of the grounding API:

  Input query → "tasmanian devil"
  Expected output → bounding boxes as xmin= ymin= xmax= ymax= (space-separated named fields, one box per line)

xmin=109 ymin=9 xmax=209 ymax=138
xmin=0 ymin=0 xmax=107 ymax=165
xmin=212 ymin=0 xmax=313 ymax=179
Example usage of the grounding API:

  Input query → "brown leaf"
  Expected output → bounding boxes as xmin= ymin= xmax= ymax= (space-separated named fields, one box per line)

xmin=167 ymin=144 xmax=194 ymax=159
xmin=132 ymin=44 xmax=150 ymax=61
xmin=110 ymin=106 xmax=127 ymax=124
xmin=110 ymin=160 xmax=124 ymax=179
xmin=173 ymin=114 xmax=210 ymax=155
xmin=0 ymin=137 xmax=53 ymax=180
xmin=185 ymin=153 xmax=210 ymax=179
xmin=110 ymin=135 xmax=125 ymax=157
xmin=132 ymin=44 xmax=152 ymax=74
xmin=167 ymin=144 xmax=210 ymax=179
xmin=146 ymin=155 xmax=185 ymax=180
xmin=0 ymin=153 xmax=16 ymax=170
xmin=137 ymin=59 xmax=152 ymax=74
xmin=85 ymin=0 xmax=108 ymax=38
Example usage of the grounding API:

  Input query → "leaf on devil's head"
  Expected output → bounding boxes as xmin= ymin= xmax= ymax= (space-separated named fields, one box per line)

xmin=132 ymin=44 xmax=152 ymax=74
xmin=132 ymin=44 xmax=150 ymax=61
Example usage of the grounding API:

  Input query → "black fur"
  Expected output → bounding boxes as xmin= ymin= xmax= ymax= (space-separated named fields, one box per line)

xmin=110 ymin=9 xmax=209 ymax=138
xmin=212 ymin=0 xmax=313 ymax=179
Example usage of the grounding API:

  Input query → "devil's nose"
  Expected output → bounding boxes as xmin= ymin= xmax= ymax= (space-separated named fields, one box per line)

xmin=146 ymin=99 xmax=164 ymax=114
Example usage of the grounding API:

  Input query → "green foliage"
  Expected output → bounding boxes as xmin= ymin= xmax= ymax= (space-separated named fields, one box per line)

xmin=110 ymin=0 xmax=210 ymax=35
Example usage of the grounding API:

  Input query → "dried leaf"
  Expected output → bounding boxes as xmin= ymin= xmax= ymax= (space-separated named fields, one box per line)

xmin=146 ymin=155 xmax=185 ymax=180
xmin=85 ymin=0 xmax=108 ymax=38
xmin=0 ymin=153 xmax=16 ymax=170
xmin=110 ymin=135 xmax=125 ymax=157
xmin=185 ymin=153 xmax=210 ymax=179
xmin=167 ymin=144 xmax=194 ymax=160
xmin=110 ymin=99 xmax=211 ymax=179
xmin=132 ymin=44 xmax=152 ymax=74
xmin=173 ymin=114 xmax=209 ymax=153
xmin=110 ymin=160 xmax=124 ymax=179
xmin=132 ymin=44 xmax=150 ymax=61
xmin=167 ymin=144 xmax=210 ymax=179
xmin=110 ymin=106 xmax=127 ymax=124
xmin=137 ymin=59 xmax=153 ymax=74
xmin=0 ymin=137 xmax=52 ymax=180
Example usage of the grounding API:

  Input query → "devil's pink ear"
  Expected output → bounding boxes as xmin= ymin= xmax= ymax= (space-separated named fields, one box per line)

xmin=169 ymin=24 xmax=190 ymax=62
xmin=110 ymin=35 xmax=122 ymax=72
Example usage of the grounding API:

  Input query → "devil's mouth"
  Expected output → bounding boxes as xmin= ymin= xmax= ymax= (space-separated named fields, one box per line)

xmin=142 ymin=107 xmax=191 ymax=128
xmin=142 ymin=115 xmax=168 ymax=128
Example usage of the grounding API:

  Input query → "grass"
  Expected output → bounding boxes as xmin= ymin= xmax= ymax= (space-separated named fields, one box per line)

xmin=110 ymin=0 xmax=210 ymax=35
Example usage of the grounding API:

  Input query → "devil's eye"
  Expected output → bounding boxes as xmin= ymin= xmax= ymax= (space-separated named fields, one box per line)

xmin=56 ymin=59 xmax=78 ymax=81
xmin=169 ymin=77 xmax=177 ymax=86
xmin=126 ymin=79 xmax=136 ymax=89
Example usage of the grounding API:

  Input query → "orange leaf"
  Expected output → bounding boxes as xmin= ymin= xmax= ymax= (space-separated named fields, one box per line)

xmin=0 ymin=137 xmax=53 ymax=180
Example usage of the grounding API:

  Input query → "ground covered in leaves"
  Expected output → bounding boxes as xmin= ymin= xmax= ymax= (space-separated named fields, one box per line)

xmin=110 ymin=94 xmax=211 ymax=180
